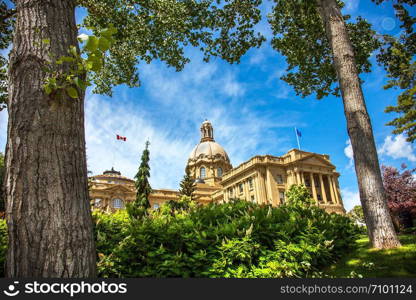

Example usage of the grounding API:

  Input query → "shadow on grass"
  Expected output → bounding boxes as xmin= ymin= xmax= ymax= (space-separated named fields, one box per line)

xmin=325 ymin=235 xmax=416 ymax=278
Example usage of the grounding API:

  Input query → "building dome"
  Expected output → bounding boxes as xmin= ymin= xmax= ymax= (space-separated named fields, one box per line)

xmin=189 ymin=141 xmax=230 ymax=162
xmin=187 ymin=120 xmax=232 ymax=185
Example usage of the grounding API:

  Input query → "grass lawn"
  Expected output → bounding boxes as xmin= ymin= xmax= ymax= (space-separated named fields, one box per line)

xmin=325 ymin=234 xmax=416 ymax=277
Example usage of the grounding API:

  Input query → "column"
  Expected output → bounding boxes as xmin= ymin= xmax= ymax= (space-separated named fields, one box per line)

xmin=296 ymin=170 xmax=301 ymax=184
xmin=330 ymin=176 xmax=339 ymax=204
xmin=328 ymin=175 xmax=336 ymax=204
xmin=254 ymin=175 xmax=261 ymax=204
xmin=319 ymin=174 xmax=328 ymax=203
xmin=258 ymin=171 xmax=267 ymax=204
xmin=266 ymin=167 xmax=274 ymax=205
xmin=310 ymin=173 xmax=318 ymax=203
xmin=224 ymin=185 xmax=229 ymax=202
xmin=243 ymin=178 xmax=250 ymax=202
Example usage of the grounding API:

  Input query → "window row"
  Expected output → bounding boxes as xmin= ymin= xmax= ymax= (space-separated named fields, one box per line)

xmin=199 ymin=167 xmax=223 ymax=178
xmin=228 ymin=177 xmax=254 ymax=196
xmin=94 ymin=198 xmax=162 ymax=210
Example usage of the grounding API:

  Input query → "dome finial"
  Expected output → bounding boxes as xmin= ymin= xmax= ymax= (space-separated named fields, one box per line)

xmin=200 ymin=120 xmax=214 ymax=142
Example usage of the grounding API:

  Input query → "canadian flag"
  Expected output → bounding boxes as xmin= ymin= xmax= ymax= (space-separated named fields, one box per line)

xmin=116 ymin=134 xmax=127 ymax=141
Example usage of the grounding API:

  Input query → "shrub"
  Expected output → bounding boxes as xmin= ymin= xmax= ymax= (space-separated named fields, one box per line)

xmin=0 ymin=200 xmax=361 ymax=278
xmin=96 ymin=199 xmax=361 ymax=278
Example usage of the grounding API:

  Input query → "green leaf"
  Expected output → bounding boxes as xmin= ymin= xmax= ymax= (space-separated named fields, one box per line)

xmin=66 ymin=87 xmax=78 ymax=99
xmin=44 ymin=84 xmax=52 ymax=95
xmin=42 ymin=39 xmax=50 ymax=45
xmin=73 ymin=77 xmax=86 ymax=90
xmin=98 ymin=37 xmax=111 ymax=51
xmin=100 ymin=26 xmax=117 ymax=39
xmin=85 ymin=36 xmax=99 ymax=52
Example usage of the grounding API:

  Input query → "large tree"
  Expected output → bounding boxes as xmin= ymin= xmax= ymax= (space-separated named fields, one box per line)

xmin=269 ymin=0 xmax=400 ymax=248
xmin=127 ymin=141 xmax=152 ymax=219
xmin=3 ymin=0 xmax=263 ymax=277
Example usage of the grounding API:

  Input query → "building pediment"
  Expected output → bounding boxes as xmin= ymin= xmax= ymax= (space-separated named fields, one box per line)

xmin=296 ymin=154 xmax=335 ymax=168
xmin=98 ymin=184 xmax=135 ymax=194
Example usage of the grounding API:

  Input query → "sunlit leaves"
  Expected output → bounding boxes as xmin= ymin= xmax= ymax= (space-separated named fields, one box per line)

xmin=78 ymin=0 xmax=264 ymax=95
xmin=269 ymin=0 xmax=380 ymax=99
xmin=0 ymin=1 xmax=14 ymax=110
xmin=373 ymin=1 xmax=416 ymax=142
xmin=43 ymin=25 xmax=117 ymax=100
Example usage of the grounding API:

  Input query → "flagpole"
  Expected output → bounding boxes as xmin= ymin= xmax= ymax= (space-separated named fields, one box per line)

xmin=295 ymin=127 xmax=301 ymax=150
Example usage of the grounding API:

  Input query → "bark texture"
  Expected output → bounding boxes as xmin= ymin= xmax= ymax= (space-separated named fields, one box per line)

xmin=5 ymin=0 xmax=96 ymax=277
xmin=317 ymin=0 xmax=400 ymax=248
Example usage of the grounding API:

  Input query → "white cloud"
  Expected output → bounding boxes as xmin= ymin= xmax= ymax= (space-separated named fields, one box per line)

xmin=221 ymin=72 xmax=245 ymax=97
xmin=379 ymin=134 xmax=416 ymax=162
xmin=341 ymin=188 xmax=360 ymax=211
xmin=343 ymin=0 xmax=360 ymax=13
xmin=84 ymin=51 xmax=295 ymax=190
xmin=85 ymin=94 xmax=196 ymax=190
xmin=344 ymin=139 xmax=354 ymax=168
xmin=0 ymin=48 xmax=298 ymax=192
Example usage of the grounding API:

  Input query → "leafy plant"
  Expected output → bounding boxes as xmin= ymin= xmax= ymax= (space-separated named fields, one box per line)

xmin=95 ymin=199 xmax=360 ymax=278
xmin=43 ymin=25 xmax=117 ymax=100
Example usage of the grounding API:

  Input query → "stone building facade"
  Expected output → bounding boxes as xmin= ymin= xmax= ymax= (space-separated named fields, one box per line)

xmin=89 ymin=120 xmax=345 ymax=214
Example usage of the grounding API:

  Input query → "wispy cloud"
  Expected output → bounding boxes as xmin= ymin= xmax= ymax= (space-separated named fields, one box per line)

xmin=341 ymin=187 xmax=360 ymax=211
xmin=343 ymin=0 xmax=360 ymax=13
xmin=378 ymin=134 xmax=416 ymax=162
xmin=85 ymin=51 xmax=295 ymax=190
xmin=344 ymin=139 xmax=354 ymax=168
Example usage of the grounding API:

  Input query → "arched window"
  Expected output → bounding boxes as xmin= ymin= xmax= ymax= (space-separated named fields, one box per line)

xmin=217 ymin=167 xmax=223 ymax=177
xmin=112 ymin=198 xmax=124 ymax=209
xmin=200 ymin=167 xmax=206 ymax=178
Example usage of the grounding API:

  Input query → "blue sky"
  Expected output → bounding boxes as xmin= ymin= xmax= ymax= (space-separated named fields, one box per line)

xmin=0 ymin=0 xmax=415 ymax=211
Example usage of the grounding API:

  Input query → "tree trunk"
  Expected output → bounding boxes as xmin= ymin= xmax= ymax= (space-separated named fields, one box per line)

xmin=317 ymin=0 xmax=401 ymax=249
xmin=5 ymin=0 xmax=96 ymax=277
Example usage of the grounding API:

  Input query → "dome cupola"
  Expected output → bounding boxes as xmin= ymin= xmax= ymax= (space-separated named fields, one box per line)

xmin=187 ymin=120 xmax=232 ymax=186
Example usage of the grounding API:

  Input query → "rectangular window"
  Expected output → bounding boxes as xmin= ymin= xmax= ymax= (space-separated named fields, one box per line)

xmin=279 ymin=191 xmax=285 ymax=203
xmin=317 ymin=194 xmax=322 ymax=201
xmin=228 ymin=188 xmax=233 ymax=196
xmin=248 ymin=178 xmax=253 ymax=190
xmin=239 ymin=183 xmax=244 ymax=194
xmin=276 ymin=175 xmax=284 ymax=184
xmin=250 ymin=195 xmax=255 ymax=203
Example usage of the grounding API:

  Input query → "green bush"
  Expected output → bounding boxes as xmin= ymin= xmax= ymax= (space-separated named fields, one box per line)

xmin=95 ymin=200 xmax=361 ymax=278
xmin=0 ymin=218 xmax=6 ymax=277
xmin=0 ymin=199 xmax=361 ymax=278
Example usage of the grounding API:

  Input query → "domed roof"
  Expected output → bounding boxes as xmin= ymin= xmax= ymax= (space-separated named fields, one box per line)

xmin=188 ymin=120 xmax=230 ymax=163
xmin=91 ymin=168 xmax=134 ymax=183
xmin=189 ymin=141 xmax=230 ymax=162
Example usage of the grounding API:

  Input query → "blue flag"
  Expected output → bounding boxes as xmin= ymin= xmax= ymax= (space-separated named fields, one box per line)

xmin=296 ymin=129 xmax=302 ymax=138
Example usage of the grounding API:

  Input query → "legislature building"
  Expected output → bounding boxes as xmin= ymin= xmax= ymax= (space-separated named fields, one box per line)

xmin=89 ymin=120 xmax=346 ymax=214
